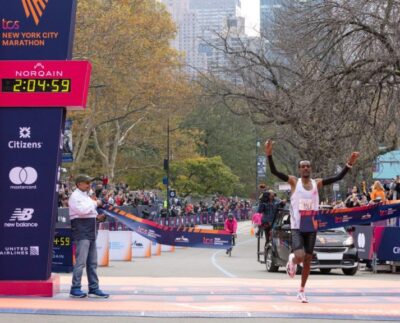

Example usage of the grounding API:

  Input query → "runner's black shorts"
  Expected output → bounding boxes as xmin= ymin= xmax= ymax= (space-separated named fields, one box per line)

xmin=291 ymin=229 xmax=317 ymax=254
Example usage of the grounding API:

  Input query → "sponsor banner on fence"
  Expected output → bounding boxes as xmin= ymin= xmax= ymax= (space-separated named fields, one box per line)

xmin=300 ymin=201 xmax=400 ymax=232
xmin=151 ymin=241 xmax=161 ymax=256
xmin=96 ymin=229 xmax=109 ymax=267
xmin=99 ymin=206 xmax=232 ymax=249
xmin=131 ymin=232 xmax=151 ymax=258
xmin=109 ymin=231 xmax=132 ymax=261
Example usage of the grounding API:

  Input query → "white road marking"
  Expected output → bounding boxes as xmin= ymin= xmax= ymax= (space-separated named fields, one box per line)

xmin=211 ymin=238 xmax=256 ymax=278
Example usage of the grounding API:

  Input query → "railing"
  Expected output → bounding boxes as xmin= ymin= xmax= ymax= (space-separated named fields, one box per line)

xmin=57 ymin=207 xmax=252 ymax=229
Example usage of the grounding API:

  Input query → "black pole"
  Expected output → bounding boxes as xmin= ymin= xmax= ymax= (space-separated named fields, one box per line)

xmin=256 ymin=138 xmax=260 ymax=200
xmin=166 ymin=117 xmax=170 ymax=214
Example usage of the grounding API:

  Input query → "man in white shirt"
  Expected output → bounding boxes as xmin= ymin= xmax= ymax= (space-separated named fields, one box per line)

xmin=69 ymin=174 xmax=109 ymax=298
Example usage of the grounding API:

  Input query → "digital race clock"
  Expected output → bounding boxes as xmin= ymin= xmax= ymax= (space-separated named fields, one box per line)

xmin=2 ymin=79 xmax=71 ymax=93
xmin=0 ymin=60 xmax=92 ymax=110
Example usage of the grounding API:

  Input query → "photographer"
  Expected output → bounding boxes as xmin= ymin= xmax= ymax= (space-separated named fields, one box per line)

xmin=344 ymin=186 xmax=362 ymax=208
xmin=257 ymin=190 xmax=285 ymax=245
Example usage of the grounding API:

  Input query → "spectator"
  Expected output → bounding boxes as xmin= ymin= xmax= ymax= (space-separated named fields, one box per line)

xmin=344 ymin=186 xmax=362 ymax=208
xmin=370 ymin=181 xmax=386 ymax=203
xmin=257 ymin=190 xmax=285 ymax=244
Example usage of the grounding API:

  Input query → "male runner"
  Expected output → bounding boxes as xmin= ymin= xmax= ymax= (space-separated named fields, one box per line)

xmin=265 ymin=140 xmax=359 ymax=303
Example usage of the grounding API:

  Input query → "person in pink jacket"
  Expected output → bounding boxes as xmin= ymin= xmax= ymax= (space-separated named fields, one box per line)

xmin=224 ymin=213 xmax=237 ymax=254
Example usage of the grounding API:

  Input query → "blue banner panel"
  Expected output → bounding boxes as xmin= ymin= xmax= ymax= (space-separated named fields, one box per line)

xmin=100 ymin=206 xmax=232 ymax=249
xmin=354 ymin=225 xmax=373 ymax=260
xmin=300 ymin=202 xmax=400 ymax=232
xmin=0 ymin=108 xmax=64 ymax=280
xmin=0 ymin=0 xmax=77 ymax=60
xmin=374 ymin=227 xmax=400 ymax=261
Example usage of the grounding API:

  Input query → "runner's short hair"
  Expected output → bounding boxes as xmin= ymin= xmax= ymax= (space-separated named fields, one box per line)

xmin=298 ymin=160 xmax=311 ymax=167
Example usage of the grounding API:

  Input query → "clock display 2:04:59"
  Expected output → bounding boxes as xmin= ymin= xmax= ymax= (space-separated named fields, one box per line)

xmin=1 ymin=78 xmax=71 ymax=93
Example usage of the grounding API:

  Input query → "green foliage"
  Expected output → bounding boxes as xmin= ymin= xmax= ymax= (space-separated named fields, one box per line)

xmin=182 ymin=99 xmax=258 ymax=196
xmin=169 ymin=156 xmax=240 ymax=197
xmin=124 ymin=168 xmax=164 ymax=190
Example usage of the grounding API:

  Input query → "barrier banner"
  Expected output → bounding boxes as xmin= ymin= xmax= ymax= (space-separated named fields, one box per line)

xmin=96 ymin=229 xmax=109 ymax=267
xmin=99 ymin=206 xmax=232 ymax=249
xmin=151 ymin=241 xmax=161 ymax=256
xmin=354 ymin=226 xmax=374 ymax=260
xmin=374 ymin=227 xmax=400 ymax=261
xmin=300 ymin=201 xmax=400 ymax=232
xmin=109 ymin=231 xmax=132 ymax=261
xmin=131 ymin=232 xmax=151 ymax=258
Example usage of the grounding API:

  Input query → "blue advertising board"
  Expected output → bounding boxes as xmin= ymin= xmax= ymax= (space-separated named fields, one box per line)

xmin=0 ymin=108 xmax=65 ymax=280
xmin=375 ymin=227 xmax=400 ymax=261
xmin=0 ymin=0 xmax=77 ymax=60
xmin=0 ymin=1 xmax=78 ymax=282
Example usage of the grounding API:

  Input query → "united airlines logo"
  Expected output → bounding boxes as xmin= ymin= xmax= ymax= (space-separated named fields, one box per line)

xmin=21 ymin=0 xmax=49 ymax=26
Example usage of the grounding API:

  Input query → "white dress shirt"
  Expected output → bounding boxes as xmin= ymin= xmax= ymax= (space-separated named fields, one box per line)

xmin=69 ymin=188 xmax=98 ymax=220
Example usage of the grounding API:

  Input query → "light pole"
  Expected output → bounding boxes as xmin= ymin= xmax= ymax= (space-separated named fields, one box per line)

xmin=256 ymin=139 xmax=260 ymax=199
xmin=166 ymin=117 xmax=170 ymax=214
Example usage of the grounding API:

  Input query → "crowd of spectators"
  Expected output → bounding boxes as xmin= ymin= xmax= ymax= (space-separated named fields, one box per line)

xmin=326 ymin=177 xmax=400 ymax=209
xmin=58 ymin=178 xmax=159 ymax=208
xmin=58 ymin=177 xmax=252 ymax=218
xmin=168 ymin=196 xmax=251 ymax=217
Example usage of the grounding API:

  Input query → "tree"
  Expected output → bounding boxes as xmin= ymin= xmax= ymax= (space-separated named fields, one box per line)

xmin=198 ymin=0 xmax=400 ymax=189
xmin=169 ymin=156 xmax=240 ymax=197
xmin=70 ymin=0 xmax=196 ymax=181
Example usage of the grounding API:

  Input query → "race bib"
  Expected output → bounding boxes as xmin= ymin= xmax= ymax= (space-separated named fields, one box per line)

xmin=299 ymin=199 xmax=313 ymax=210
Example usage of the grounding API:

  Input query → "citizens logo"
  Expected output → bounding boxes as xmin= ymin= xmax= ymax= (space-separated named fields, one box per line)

xmin=4 ymin=208 xmax=38 ymax=228
xmin=21 ymin=0 xmax=49 ymax=26
xmin=357 ymin=233 xmax=365 ymax=249
xmin=8 ymin=127 xmax=43 ymax=149
xmin=9 ymin=166 xmax=38 ymax=190
xmin=19 ymin=127 xmax=31 ymax=138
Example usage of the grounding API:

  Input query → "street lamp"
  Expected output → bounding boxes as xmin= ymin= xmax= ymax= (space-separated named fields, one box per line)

xmin=163 ymin=117 xmax=170 ymax=214
xmin=256 ymin=139 xmax=260 ymax=199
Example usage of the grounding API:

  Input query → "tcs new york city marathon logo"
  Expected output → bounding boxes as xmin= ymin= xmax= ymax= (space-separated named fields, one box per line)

xmin=2 ymin=0 xmax=48 ymax=30
xmin=22 ymin=0 xmax=49 ymax=26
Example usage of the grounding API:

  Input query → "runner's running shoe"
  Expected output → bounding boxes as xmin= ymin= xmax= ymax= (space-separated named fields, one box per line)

xmin=297 ymin=291 xmax=308 ymax=303
xmin=285 ymin=253 xmax=297 ymax=278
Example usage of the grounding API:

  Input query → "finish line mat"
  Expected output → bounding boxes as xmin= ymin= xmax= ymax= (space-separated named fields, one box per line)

xmin=0 ymin=276 xmax=399 ymax=320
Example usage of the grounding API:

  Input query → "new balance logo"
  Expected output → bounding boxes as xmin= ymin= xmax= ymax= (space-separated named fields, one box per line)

xmin=21 ymin=0 xmax=49 ymax=26
xmin=10 ymin=208 xmax=34 ymax=221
